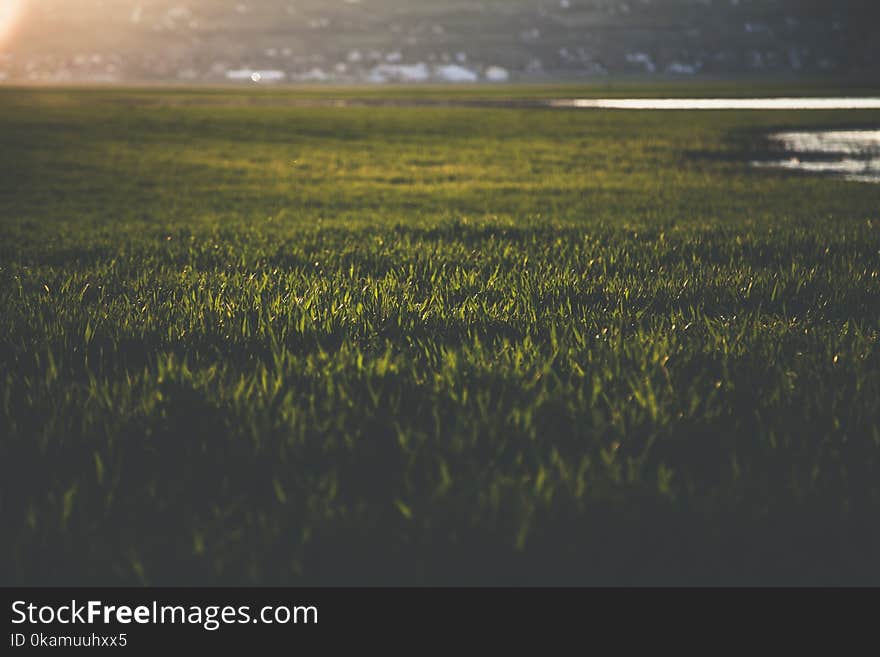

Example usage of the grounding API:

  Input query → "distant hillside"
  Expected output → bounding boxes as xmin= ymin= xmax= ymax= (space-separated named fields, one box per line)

xmin=2 ymin=0 xmax=878 ymax=84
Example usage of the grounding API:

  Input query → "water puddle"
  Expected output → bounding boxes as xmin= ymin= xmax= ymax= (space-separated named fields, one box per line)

xmin=752 ymin=130 xmax=880 ymax=183
xmin=114 ymin=95 xmax=880 ymax=112
xmin=551 ymin=98 xmax=880 ymax=110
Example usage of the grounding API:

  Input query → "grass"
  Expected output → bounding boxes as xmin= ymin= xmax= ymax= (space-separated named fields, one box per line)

xmin=1 ymin=86 xmax=879 ymax=585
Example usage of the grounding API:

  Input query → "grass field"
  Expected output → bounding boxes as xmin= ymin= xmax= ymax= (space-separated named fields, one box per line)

xmin=1 ymin=86 xmax=879 ymax=585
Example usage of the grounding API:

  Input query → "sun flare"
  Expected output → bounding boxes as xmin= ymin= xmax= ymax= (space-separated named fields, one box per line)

xmin=0 ymin=0 xmax=26 ymax=47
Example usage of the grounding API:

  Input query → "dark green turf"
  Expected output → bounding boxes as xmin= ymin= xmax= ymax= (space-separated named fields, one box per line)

xmin=1 ymin=88 xmax=879 ymax=584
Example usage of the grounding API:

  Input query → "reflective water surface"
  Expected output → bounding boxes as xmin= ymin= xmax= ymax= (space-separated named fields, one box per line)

xmin=552 ymin=98 xmax=880 ymax=110
xmin=753 ymin=130 xmax=880 ymax=183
